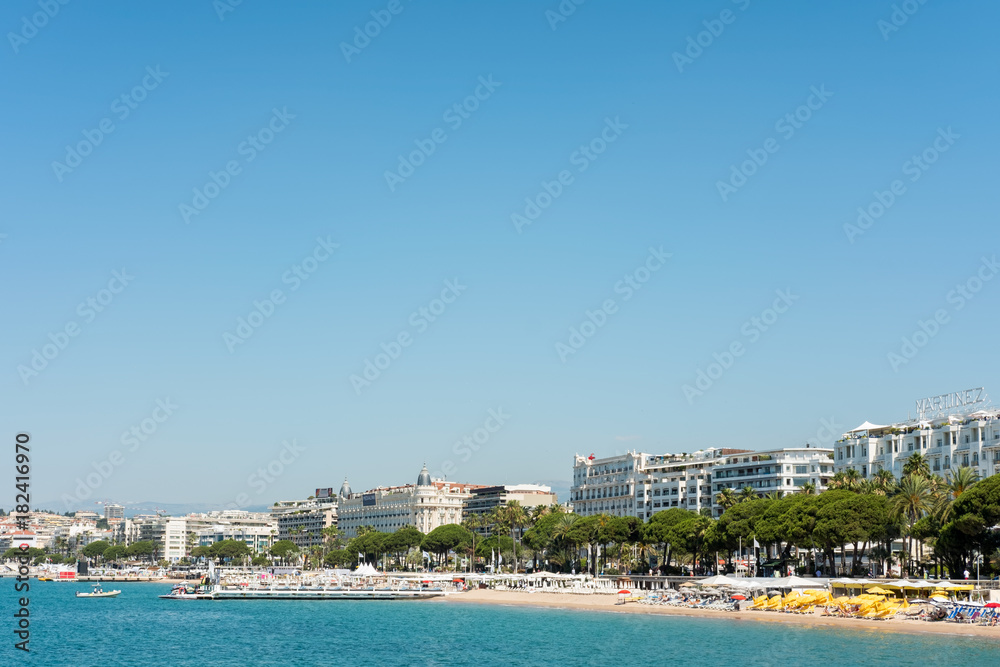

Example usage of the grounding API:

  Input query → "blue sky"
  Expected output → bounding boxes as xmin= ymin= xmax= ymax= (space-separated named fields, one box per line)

xmin=2 ymin=0 xmax=998 ymax=510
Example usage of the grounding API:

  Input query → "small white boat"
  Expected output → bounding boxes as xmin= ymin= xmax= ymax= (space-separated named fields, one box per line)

xmin=76 ymin=584 xmax=121 ymax=598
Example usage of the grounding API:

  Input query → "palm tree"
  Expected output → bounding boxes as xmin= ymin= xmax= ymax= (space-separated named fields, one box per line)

xmin=461 ymin=513 xmax=485 ymax=573
xmin=843 ymin=468 xmax=862 ymax=491
xmin=891 ymin=474 xmax=933 ymax=575
xmin=308 ymin=545 xmax=323 ymax=570
xmin=947 ymin=466 xmax=979 ymax=497
xmin=321 ymin=526 xmax=339 ymax=556
xmin=715 ymin=488 xmax=737 ymax=511
xmin=551 ymin=513 xmax=579 ymax=572
xmin=872 ymin=469 xmax=896 ymax=495
xmin=902 ymin=453 xmax=930 ymax=479
xmin=738 ymin=486 xmax=757 ymax=503
xmin=799 ymin=482 xmax=816 ymax=495
xmin=497 ymin=501 xmax=529 ymax=573
xmin=529 ymin=504 xmax=550 ymax=524
xmin=933 ymin=466 xmax=980 ymax=523
xmin=828 ymin=471 xmax=847 ymax=490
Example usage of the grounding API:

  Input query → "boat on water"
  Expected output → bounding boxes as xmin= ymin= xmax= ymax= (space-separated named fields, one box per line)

xmin=76 ymin=583 xmax=121 ymax=598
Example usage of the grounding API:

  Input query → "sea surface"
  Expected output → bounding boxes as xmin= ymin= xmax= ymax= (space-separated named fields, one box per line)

xmin=4 ymin=582 xmax=1000 ymax=665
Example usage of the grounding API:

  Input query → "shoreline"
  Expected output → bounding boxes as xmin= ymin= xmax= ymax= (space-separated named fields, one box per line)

xmin=441 ymin=590 xmax=1000 ymax=640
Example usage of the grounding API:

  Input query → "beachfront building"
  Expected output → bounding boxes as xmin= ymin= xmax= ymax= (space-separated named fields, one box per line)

xmin=835 ymin=407 xmax=1000 ymax=479
xmin=463 ymin=484 xmax=558 ymax=532
xmin=571 ymin=451 xmax=647 ymax=518
xmin=710 ymin=447 xmax=834 ymax=517
xmin=158 ymin=512 xmax=276 ymax=562
xmin=195 ymin=524 xmax=275 ymax=554
xmin=638 ymin=449 xmax=743 ymax=520
xmin=572 ymin=449 xmax=752 ymax=519
xmin=124 ymin=514 xmax=167 ymax=547
xmin=272 ymin=500 xmax=337 ymax=548
xmin=337 ymin=465 xmax=483 ymax=538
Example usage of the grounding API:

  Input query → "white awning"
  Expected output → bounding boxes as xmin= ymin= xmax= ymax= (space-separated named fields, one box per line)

xmin=848 ymin=421 xmax=889 ymax=432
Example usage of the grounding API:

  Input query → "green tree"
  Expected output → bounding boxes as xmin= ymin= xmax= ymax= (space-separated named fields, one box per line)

xmin=81 ymin=540 xmax=111 ymax=563
xmin=269 ymin=539 xmax=299 ymax=565
xmin=421 ymin=524 xmax=472 ymax=570
xmin=212 ymin=539 xmax=252 ymax=564
xmin=103 ymin=545 xmax=127 ymax=563
xmin=891 ymin=474 xmax=934 ymax=575
xmin=323 ymin=549 xmax=353 ymax=568
xmin=127 ymin=541 xmax=155 ymax=563
xmin=383 ymin=527 xmax=423 ymax=569
xmin=715 ymin=488 xmax=738 ymax=512
xmin=902 ymin=453 xmax=931 ymax=479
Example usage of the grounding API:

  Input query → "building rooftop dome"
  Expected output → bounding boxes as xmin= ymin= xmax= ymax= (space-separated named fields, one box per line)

xmin=416 ymin=463 xmax=432 ymax=487
xmin=340 ymin=478 xmax=352 ymax=498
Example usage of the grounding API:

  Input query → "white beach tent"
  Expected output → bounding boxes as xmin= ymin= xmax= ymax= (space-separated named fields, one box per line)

xmin=354 ymin=563 xmax=379 ymax=576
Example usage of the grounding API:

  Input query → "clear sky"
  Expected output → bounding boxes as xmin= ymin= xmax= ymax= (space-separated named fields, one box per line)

xmin=2 ymin=1 xmax=998 ymax=511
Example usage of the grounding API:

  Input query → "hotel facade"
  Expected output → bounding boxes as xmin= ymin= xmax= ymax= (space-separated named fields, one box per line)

xmin=337 ymin=465 xmax=482 ymax=538
xmin=572 ymin=446 xmax=833 ymax=520
xmin=710 ymin=447 xmax=834 ymax=517
xmin=571 ymin=448 xmax=753 ymax=519
xmin=834 ymin=406 xmax=1000 ymax=480
xmin=463 ymin=484 xmax=558 ymax=530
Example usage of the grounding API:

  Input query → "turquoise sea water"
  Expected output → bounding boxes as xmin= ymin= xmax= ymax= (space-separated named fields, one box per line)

xmin=4 ymin=582 xmax=1000 ymax=665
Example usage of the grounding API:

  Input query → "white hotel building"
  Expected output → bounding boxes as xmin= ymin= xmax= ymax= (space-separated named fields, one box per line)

xmin=337 ymin=465 xmax=482 ymax=538
xmin=572 ymin=448 xmax=753 ymax=519
xmin=834 ymin=407 xmax=1000 ymax=479
xmin=710 ymin=447 xmax=834 ymax=517
xmin=571 ymin=451 xmax=646 ymax=518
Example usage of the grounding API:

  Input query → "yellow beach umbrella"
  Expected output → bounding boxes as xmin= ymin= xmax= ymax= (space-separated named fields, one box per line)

xmin=946 ymin=584 xmax=974 ymax=591
xmin=866 ymin=586 xmax=891 ymax=595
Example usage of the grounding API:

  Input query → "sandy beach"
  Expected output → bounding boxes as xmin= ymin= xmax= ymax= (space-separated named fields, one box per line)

xmin=441 ymin=590 xmax=1000 ymax=639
